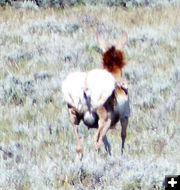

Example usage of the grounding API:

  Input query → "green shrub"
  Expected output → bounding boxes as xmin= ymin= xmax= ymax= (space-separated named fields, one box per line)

xmin=0 ymin=0 xmax=12 ymax=7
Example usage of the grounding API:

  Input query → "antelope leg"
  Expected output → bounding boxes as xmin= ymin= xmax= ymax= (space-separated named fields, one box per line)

xmin=72 ymin=124 xmax=83 ymax=154
xmin=94 ymin=106 xmax=111 ymax=152
xmin=120 ymin=118 xmax=128 ymax=154
xmin=102 ymin=135 xmax=111 ymax=155
xmin=68 ymin=106 xmax=83 ymax=155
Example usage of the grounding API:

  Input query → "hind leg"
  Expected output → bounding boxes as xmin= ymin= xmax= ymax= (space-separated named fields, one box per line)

xmin=94 ymin=106 xmax=111 ymax=152
xmin=68 ymin=105 xmax=83 ymax=157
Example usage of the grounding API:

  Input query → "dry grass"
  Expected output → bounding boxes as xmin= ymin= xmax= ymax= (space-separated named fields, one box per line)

xmin=0 ymin=4 xmax=179 ymax=190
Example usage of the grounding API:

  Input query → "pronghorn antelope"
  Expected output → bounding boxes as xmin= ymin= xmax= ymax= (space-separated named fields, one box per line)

xmin=62 ymin=32 xmax=130 ymax=157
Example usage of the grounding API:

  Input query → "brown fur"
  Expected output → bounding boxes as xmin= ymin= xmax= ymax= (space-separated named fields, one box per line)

xmin=103 ymin=46 xmax=126 ymax=77
xmin=115 ymin=86 xmax=127 ymax=96
xmin=64 ymin=33 xmax=129 ymax=158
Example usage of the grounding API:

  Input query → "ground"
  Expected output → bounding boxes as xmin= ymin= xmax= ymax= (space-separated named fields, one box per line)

xmin=0 ymin=3 xmax=180 ymax=190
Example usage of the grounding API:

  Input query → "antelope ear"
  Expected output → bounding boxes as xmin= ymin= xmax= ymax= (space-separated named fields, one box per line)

xmin=116 ymin=31 xmax=128 ymax=50
xmin=97 ymin=33 xmax=108 ymax=53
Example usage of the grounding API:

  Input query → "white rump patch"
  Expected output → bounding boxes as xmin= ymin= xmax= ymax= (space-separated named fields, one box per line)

xmin=62 ymin=69 xmax=115 ymax=112
xmin=85 ymin=69 xmax=115 ymax=109
xmin=62 ymin=72 xmax=86 ymax=113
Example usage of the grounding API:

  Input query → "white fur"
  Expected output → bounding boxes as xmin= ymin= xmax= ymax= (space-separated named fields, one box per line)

xmin=85 ymin=69 xmax=115 ymax=109
xmin=62 ymin=69 xmax=115 ymax=112
xmin=62 ymin=72 xmax=86 ymax=113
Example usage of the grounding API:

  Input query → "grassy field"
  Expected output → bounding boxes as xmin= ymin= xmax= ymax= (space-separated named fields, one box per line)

xmin=0 ymin=3 xmax=180 ymax=190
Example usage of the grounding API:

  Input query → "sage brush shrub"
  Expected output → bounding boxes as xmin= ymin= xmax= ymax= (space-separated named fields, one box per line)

xmin=4 ymin=0 xmax=179 ymax=8
xmin=0 ymin=0 xmax=12 ymax=7
xmin=23 ymin=0 xmax=39 ymax=9
xmin=0 ymin=4 xmax=180 ymax=190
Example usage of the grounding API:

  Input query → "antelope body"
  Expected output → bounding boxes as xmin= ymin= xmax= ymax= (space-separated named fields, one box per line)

xmin=62 ymin=32 xmax=130 ymax=157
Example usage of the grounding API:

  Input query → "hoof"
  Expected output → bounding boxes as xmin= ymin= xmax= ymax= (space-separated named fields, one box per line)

xmin=76 ymin=148 xmax=83 ymax=160
xmin=95 ymin=144 xmax=100 ymax=153
xmin=121 ymin=147 xmax=125 ymax=155
xmin=77 ymin=148 xmax=82 ymax=154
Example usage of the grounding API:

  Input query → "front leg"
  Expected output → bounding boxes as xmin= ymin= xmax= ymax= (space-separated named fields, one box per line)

xmin=73 ymin=124 xmax=83 ymax=155
xmin=120 ymin=118 xmax=128 ymax=154
xmin=68 ymin=105 xmax=83 ymax=158
xmin=102 ymin=135 xmax=111 ymax=155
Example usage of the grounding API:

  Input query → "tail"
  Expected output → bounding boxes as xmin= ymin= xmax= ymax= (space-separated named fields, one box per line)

xmin=83 ymin=91 xmax=91 ymax=112
xmin=83 ymin=91 xmax=98 ymax=127
xmin=102 ymin=46 xmax=126 ymax=77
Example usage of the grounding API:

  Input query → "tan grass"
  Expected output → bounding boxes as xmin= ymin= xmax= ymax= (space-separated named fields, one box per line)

xmin=0 ymin=4 xmax=179 ymax=190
